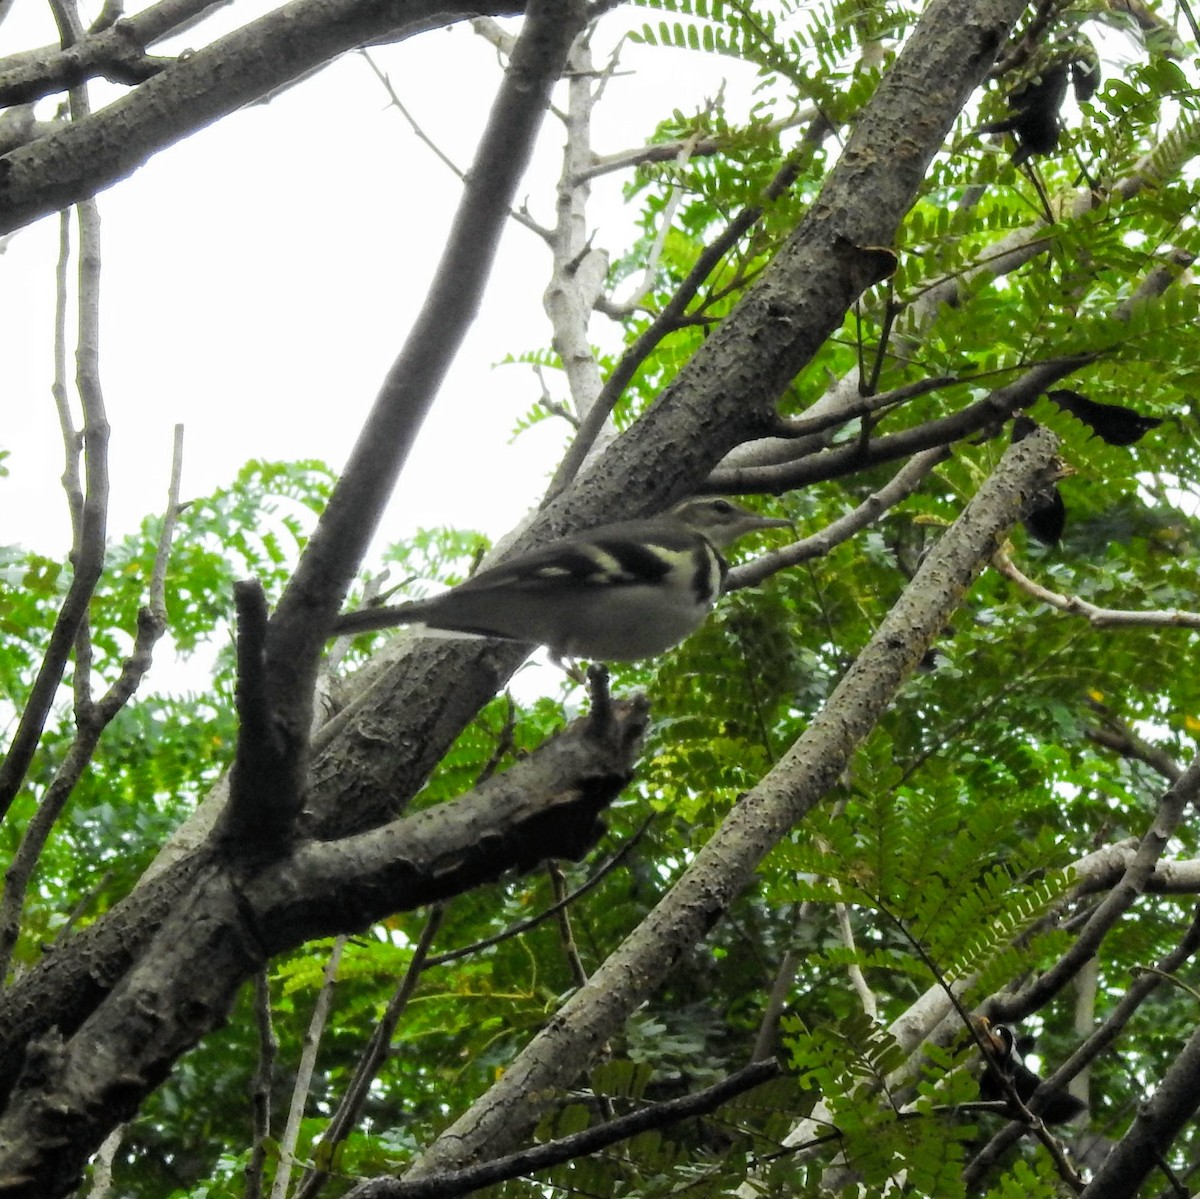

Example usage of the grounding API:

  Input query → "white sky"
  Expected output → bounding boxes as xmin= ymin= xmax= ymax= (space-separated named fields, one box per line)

xmin=2 ymin=5 xmax=766 ymax=569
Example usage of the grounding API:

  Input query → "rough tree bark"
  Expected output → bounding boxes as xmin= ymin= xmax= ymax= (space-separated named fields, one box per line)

xmin=11 ymin=0 xmax=1148 ymax=1193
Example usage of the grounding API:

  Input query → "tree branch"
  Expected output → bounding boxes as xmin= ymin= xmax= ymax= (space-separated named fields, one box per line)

xmin=271 ymin=937 xmax=346 ymax=1199
xmin=402 ymin=426 xmax=1061 ymax=1178
xmin=966 ymin=903 xmax=1200 ymax=1187
xmin=0 ymin=0 xmax=230 ymax=103
xmin=344 ymin=1060 xmax=781 ymax=1199
xmin=0 ymin=196 xmax=109 ymax=823
xmin=545 ymin=132 xmax=819 ymax=501
xmin=725 ymin=445 xmax=950 ymax=592
xmin=0 ymin=0 xmax=523 ymax=235
xmin=987 ymin=757 xmax=1200 ymax=1023
xmin=259 ymin=0 xmax=589 ymax=829
xmin=293 ymin=906 xmax=444 ymax=1199
xmin=0 ymin=420 xmax=181 ymax=981
xmin=994 ymin=547 xmax=1200 ymax=630
xmin=706 ymin=356 xmax=1090 ymax=495
xmin=0 ymin=695 xmax=649 ymax=1193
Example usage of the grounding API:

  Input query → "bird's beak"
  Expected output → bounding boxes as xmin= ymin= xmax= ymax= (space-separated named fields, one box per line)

xmin=753 ymin=515 xmax=794 ymax=532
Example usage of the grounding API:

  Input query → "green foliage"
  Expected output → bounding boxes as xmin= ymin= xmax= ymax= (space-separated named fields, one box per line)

xmin=10 ymin=2 xmax=1200 ymax=1197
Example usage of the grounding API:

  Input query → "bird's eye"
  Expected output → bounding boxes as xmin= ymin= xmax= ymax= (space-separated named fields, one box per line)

xmin=712 ymin=499 xmax=735 ymax=516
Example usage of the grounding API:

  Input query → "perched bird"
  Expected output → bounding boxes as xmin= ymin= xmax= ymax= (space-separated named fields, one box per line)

xmin=978 ymin=1022 xmax=1087 ymax=1126
xmin=980 ymin=43 xmax=1099 ymax=165
xmin=331 ymin=497 xmax=792 ymax=662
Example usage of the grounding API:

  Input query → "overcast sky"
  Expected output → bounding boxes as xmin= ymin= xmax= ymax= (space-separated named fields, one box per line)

xmin=2 ymin=6 xmax=768 ymax=567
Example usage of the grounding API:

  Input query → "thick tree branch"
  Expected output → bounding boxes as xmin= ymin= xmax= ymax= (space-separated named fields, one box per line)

xmin=0 ymin=696 xmax=649 ymax=1195
xmin=706 ymin=356 xmax=1090 ymax=495
xmin=0 ymin=0 xmax=230 ymax=103
xmin=402 ymin=427 xmax=1061 ymax=1178
xmin=0 ymin=0 xmax=523 ymax=235
xmin=345 ymin=1060 xmax=780 ymax=1199
xmin=259 ymin=0 xmax=588 ymax=834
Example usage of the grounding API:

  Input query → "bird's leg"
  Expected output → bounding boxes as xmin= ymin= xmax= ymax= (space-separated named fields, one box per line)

xmin=548 ymin=650 xmax=590 ymax=686
xmin=585 ymin=664 xmax=613 ymax=728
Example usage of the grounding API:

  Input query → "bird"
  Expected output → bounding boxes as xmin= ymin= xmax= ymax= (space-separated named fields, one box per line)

xmin=330 ymin=497 xmax=792 ymax=662
xmin=978 ymin=1021 xmax=1087 ymax=1126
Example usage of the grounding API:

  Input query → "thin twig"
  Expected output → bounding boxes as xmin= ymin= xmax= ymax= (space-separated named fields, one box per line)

xmin=615 ymin=123 xmax=704 ymax=313
xmin=360 ymin=49 xmax=550 ymax=240
xmin=345 ymin=1060 xmax=781 ymax=1199
xmin=726 ymin=445 xmax=950 ymax=592
xmin=425 ymin=817 xmax=654 ymax=969
xmin=993 ymin=547 xmax=1200 ymax=631
xmin=0 ymin=423 xmax=181 ymax=980
xmin=572 ymin=110 xmax=814 ymax=183
xmin=294 ymin=909 xmax=444 ymax=1199
xmin=0 ymin=197 xmax=109 ymax=823
xmin=271 ymin=937 xmax=346 ymax=1199
xmin=546 ymin=136 xmax=817 ymax=500
xmin=245 ymin=969 xmax=277 ymax=1199
xmin=548 ymin=861 xmax=589 ymax=989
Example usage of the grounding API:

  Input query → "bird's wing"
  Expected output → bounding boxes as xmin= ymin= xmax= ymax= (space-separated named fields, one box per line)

xmin=451 ymin=519 xmax=701 ymax=595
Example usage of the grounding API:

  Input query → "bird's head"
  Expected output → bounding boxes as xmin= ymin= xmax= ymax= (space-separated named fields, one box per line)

xmin=670 ymin=497 xmax=793 ymax=549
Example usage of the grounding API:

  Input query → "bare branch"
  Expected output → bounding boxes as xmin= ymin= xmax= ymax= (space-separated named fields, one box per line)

xmin=613 ymin=122 xmax=704 ymax=315
xmin=365 ymin=47 xmax=465 ymax=178
xmin=424 ymin=816 xmax=654 ymax=969
xmin=294 ymin=906 xmax=444 ymax=1199
xmin=546 ymin=137 xmax=818 ymax=501
xmin=271 ymin=937 xmax=346 ymax=1199
xmin=263 ymin=0 xmax=589 ymax=783
xmin=0 ymin=0 xmax=525 ymax=234
xmin=244 ymin=970 xmax=277 ymax=1199
xmin=1083 ymin=709 xmax=1183 ymax=783
xmin=0 ymin=417 xmax=179 ymax=980
xmin=707 ymin=357 xmax=1090 ymax=495
xmin=987 ymin=756 xmax=1200 ymax=1023
xmin=85 ymin=1126 xmax=126 ymax=1199
xmin=0 ymin=696 xmax=649 ymax=1192
xmin=726 ymin=445 xmax=950 ymax=592
xmin=993 ymin=547 xmax=1200 ymax=631
xmin=342 ymin=1060 xmax=781 ymax=1199
xmin=0 ymin=0 xmax=230 ymax=104
xmin=836 ymin=897 xmax=878 ymax=1019
xmin=573 ymin=110 xmax=815 ymax=183
xmin=0 ymin=193 xmax=111 ymax=822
